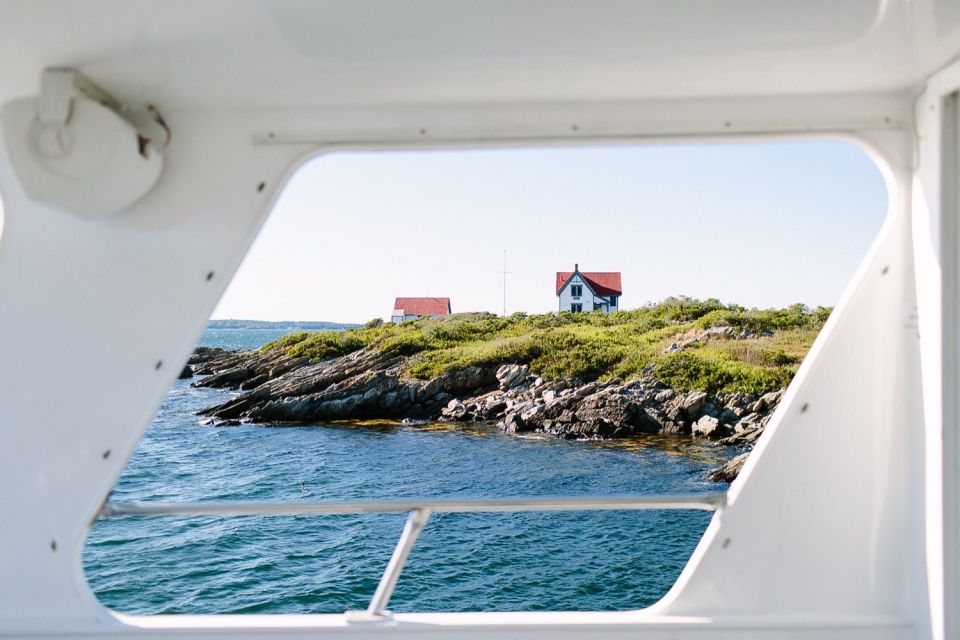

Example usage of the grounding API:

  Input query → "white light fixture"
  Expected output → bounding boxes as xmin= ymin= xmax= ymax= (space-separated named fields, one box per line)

xmin=1 ymin=68 xmax=166 ymax=219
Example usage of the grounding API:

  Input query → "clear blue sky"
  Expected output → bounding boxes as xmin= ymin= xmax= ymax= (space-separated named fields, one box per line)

xmin=212 ymin=140 xmax=888 ymax=323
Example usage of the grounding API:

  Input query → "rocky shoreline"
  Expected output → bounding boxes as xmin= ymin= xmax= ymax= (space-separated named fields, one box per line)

xmin=185 ymin=346 xmax=778 ymax=482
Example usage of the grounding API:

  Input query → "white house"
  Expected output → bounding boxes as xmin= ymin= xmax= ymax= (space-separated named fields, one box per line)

xmin=391 ymin=297 xmax=452 ymax=324
xmin=556 ymin=265 xmax=622 ymax=314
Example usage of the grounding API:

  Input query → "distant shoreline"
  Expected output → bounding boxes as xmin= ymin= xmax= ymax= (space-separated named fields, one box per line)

xmin=207 ymin=319 xmax=360 ymax=332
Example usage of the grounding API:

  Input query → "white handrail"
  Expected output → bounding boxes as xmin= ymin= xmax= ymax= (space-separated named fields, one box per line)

xmin=97 ymin=492 xmax=726 ymax=616
xmin=367 ymin=508 xmax=432 ymax=616
xmin=98 ymin=493 xmax=726 ymax=517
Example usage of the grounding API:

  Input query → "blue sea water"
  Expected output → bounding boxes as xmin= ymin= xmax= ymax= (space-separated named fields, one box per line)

xmin=199 ymin=327 xmax=302 ymax=351
xmin=200 ymin=322 xmax=357 ymax=351
xmin=83 ymin=326 xmax=733 ymax=614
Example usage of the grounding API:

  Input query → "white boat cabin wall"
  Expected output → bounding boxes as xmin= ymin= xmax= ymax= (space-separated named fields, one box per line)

xmin=7 ymin=1 xmax=960 ymax=638
xmin=556 ymin=265 xmax=622 ymax=314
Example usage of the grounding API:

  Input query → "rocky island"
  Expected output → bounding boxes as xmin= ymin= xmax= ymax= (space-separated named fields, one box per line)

xmin=188 ymin=298 xmax=830 ymax=482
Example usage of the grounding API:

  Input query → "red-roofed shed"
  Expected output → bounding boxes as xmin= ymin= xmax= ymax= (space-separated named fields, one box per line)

xmin=391 ymin=297 xmax=452 ymax=323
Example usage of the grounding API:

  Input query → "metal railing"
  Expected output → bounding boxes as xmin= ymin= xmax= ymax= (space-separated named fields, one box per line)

xmin=98 ymin=493 xmax=726 ymax=617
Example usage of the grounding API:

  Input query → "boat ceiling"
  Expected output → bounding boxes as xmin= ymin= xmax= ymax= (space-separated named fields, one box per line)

xmin=0 ymin=0 xmax=959 ymax=110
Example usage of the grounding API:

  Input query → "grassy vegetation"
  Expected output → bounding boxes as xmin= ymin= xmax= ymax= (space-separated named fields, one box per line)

xmin=261 ymin=297 xmax=830 ymax=394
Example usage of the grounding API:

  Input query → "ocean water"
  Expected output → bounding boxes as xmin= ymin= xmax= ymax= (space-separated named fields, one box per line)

xmin=199 ymin=323 xmax=355 ymax=351
xmin=199 ymin=327 xmax=302 ymax=351
xmin=83 ymin=327 xmax=734 ymax=615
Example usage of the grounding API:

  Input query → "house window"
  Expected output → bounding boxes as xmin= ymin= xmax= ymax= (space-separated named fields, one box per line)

xmin=594 ymin=303 xmax=603 ymax=311
xmin=609 ymin=296 xmax=617 ymax=307
xmin=571 ymin=285 xmax=583 ymax=297
xmin=571 ymin=303 xmax=582 ymax=313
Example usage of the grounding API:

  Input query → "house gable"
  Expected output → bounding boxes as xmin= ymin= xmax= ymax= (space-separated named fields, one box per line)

xmin=556 ymin=267 xmax=622 ymax=298
xmin=557 ymin=273 xmax=597 ymax=301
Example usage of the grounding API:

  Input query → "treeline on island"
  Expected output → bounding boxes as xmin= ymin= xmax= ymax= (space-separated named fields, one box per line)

xmin=186 ymin=297 xmax=831 ymax=482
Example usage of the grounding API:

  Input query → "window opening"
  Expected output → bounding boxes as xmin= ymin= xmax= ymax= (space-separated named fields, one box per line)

xmin=85 ymin=141 xmax=888 ymax=615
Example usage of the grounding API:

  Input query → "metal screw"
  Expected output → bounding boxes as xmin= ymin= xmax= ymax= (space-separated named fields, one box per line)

xmin=257 ymin=182 xmax=266 ymax=193
xmin=155 ymin=360 xmax=163 ymax=371
xmin=800 ymin=402 xmax=809 ymax=413
xmin=50 ymin=540 xmax=57 ymax=552
xmin=206 ymin=271 xmax=215 ymax=282
xmin=102 ymin=449 xmax=111 ymax=460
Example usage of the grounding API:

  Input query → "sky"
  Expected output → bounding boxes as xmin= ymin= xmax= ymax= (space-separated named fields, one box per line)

xmin=211 ymin=140 xmax=889 ymax=324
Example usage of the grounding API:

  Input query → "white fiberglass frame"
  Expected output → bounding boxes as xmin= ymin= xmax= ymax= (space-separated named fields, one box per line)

xmin=0 ymin=83 xmax=949 ymax=640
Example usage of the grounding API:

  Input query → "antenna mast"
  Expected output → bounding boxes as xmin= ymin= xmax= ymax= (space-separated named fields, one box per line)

xmin=501 ymin=249 xmax=513 ymax=317
xmin=503 ymin=249 xmax=507 ymax=317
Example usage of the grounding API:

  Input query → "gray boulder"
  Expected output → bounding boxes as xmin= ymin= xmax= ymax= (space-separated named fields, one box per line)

xmin=655 ymin=389 xmax=676 ymax=403
xmin=680 ymin=391 xmax=708 ymax=417
xmin=500 ymin=411 xmax=531 ymax=433
xmin=709 ymin=451 xmax=751 ymax=482
xmin=496 ymin=364 xmax=529 ymax=390
xmin=440 ymin=399 xmax=468 ymax=420
xmin=692 ymin=415 xmax=728 ymax=438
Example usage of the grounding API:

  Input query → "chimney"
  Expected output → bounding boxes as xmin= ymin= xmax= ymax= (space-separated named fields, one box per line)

xmin=574 ymin=263 xmax=579 ymax=271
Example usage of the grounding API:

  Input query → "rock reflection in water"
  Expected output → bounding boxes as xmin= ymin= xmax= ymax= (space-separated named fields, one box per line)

xmin=324 ymin=419 xmax=731 ymax=467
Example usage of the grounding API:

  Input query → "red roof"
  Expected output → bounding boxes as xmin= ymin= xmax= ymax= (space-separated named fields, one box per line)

xmin=393 ymin=297 xmax=451 ymax=316
xmin=555 ymin=271 xmax=622 ymax=296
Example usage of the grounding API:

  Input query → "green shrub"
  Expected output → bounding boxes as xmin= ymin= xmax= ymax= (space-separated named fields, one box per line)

xmin=260 ymin=298 xmax=829 ymax=392
xmin=284 ymin=331 xmax=369 ymax=360
xmin=654 ymin=351 xmax=794 ymax=394
xmin=262 ymin=331 xmax=311 ymax=352
xmin=760 ymin=349 xmax=796 ymax=366
xmin=379 ymin=332 xmax=434 ymax=356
